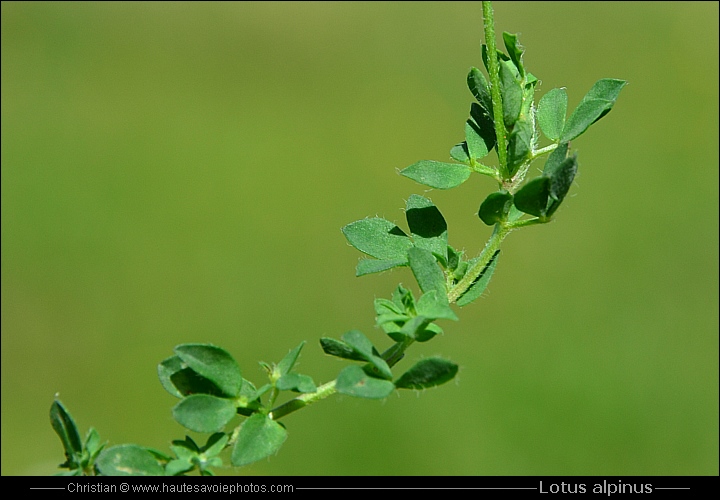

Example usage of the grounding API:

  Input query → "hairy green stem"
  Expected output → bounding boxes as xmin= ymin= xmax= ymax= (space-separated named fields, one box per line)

xmin=507 ymin=143 xmax=560 ymax=193
xmin=270 ymin=380 xmax=337 ymax=421
xmin=507 ymin=161 xmax=532 ymax=194
xmin=448 ymin=224 xmax=509 ymax=304
xmin=482 ymin=1 xmax=508 ymax=180
xmin=532 ymin=143 xmax=558 ymax=158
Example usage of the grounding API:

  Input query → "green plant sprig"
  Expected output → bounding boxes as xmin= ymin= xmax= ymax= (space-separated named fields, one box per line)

xmin=483 ymin=0 xmax=509 ymax=180
xmin=50 ymin=1 xmax=625 ymax=476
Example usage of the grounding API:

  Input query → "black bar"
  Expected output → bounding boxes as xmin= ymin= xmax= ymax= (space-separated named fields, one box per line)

xmin=4 ymin=475 xmax=718 ymax=497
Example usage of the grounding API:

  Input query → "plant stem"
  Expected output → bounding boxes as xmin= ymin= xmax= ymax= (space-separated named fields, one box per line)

xmin=271 ymin=217 xmax=527 ymax=421
xmin=271 ymin=0 xmax=520 ymax=424
xmin=532 ymin=143 xmax=558 ymax=158
xmin=482 ymin=1 xmax=508 ymax=180
xmin=448 ymin=223 xmax=510 ymax=304
xmin=270 ymin=380 xmax=337 ymax=421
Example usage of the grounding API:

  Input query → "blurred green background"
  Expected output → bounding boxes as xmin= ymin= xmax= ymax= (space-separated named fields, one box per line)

xmin=2 ymin=2 xmax=717 ymax=476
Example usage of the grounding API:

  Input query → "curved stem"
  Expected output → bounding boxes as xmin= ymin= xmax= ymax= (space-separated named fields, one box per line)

xmin=482 ymin=1 xmax=508 ymax=180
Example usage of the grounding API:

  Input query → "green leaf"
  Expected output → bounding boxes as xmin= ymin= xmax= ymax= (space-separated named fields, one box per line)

xmin=171 ymin=436 xmax=199 ymax=458
xmin=95 ymin=445 xmax=165 ymax=476
xmin=449 ymin=142 xmax=470 ymax=163
xmin=335 ymin=365 xmax=395 ymax=399
xmin=506 ymin=117 xmax=533 ymax=177
xmin=235 ymin=380 xmax=265 ymax=417
xmin=522 ymin=78 xmax=537 ymax=115
xmin=394 ymin=357 xmax=459 ymax=390
xmin=415 ymin=290 xmax=458 ymax=321
xmin=84 ymin=427 xmax=105 ymax=460
xmin=547 ymin=152 xmax=577 ymax=200
xmin=499 ymin=59 xmax=523 ymax=128
xmin=469 ymin=102 xmax=497 ymax=153
xmin=478 ymin=189 xmax=513 ymax=226
xmin=405 ymin=195 xmax=448 ymax=263
xmin=417 ymin=322 xmax=443 ymax=342
xmin=341 ymin=330 xmax=392 ymax=380
xmin=165 ymin=457 xmax=194 ymax=476
xmin=319 ymin=337 xmax=367 ymax=362
xmin=399 ymin=315 xmax=433 ymax=342
xmin=259 ymin=360 xmax=273 ymax=375
xmin=502 ymin=32 xmax=525 ymax=78
xmin=446 ymin=245 xmax=463 ymax=272
xmin=546 ymin=154 xmax=578 ymax=217
xmin=374 ymin=297 xmax=404 ymax=316
xmin=202 ymin=433 xmax=229 ymax=457
xmin=407 ymin=247 xmax=447 ymax=298
xmin=456 ymin=250 xmax=500 ymax=307
xmin=159 ymin=354 xmax=225 ymax=398
xmin=200 ymin=458 xmax=222 ymax=474
xmin=203 ymin=458 xmax=222 ymax=472
xmin=481 ymin=44 xmax=510 ymax=74
xmin=465 ymin=104 xmax=496 ymax=162
xmin=382 ymin=324 xmax=411 ymax=343
xmin=174 ymin=344 xmax=242 ymax=398
xmin=513 ymin=176 xmax=550 ymax=218
xmin=342 ymin=218 xmax=412 ymax=260
xmin=231 ymin=413 xmax=287 ymax=467
xmin=172 ymin=394 xmax=237 ymax=433
xmin=508 ymin=204 xmax=524 ymax=222
xmin=145 ymin=447 xmax=173 ymax=463
xmin=467 ymin=66 xmax=493 ymax=114
xmin=276 ymin=342 xmax=304 ymax=377
xmin=355 ymin=257 xmax=407 ymax=276
xmin=169 ymin=367 xmax=225 ymax=398
xmin=512 ymin=143 xmax=578 ymax=218
xmin=378 ymin=289 xmax=416 ymax=342
xmin=452 ymin=260 xmax=469 ymax=281
xmin=400 ymin=160 xmax=471 ymax=189
xmin=561 ymin=78 xmax=627 ymax=143
xmin=542 ymin=142 xmax=569 ymax=177
xmin=276 ymin=373 xmax=317 ymax=393
xmin=157 ymin=355 xmax=187 ymax=398
xmin=376 ymin=311 xmax=409 ymax=327
xmin=392 ymin=284 xmax=416 ymax=313
xmin=244 ymin=380 xmax=270 ymax=401
xmin=50 ymin=400 xmax=83 ymax=467
xmin=537 ymin=88 xmax=568 ymax=141
xmin=465 ymin=121 xmax=485 ymax=161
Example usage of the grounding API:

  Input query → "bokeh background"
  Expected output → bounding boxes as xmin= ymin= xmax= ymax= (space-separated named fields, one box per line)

xmin=2 ymin=2 xmax=717 ymax=476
